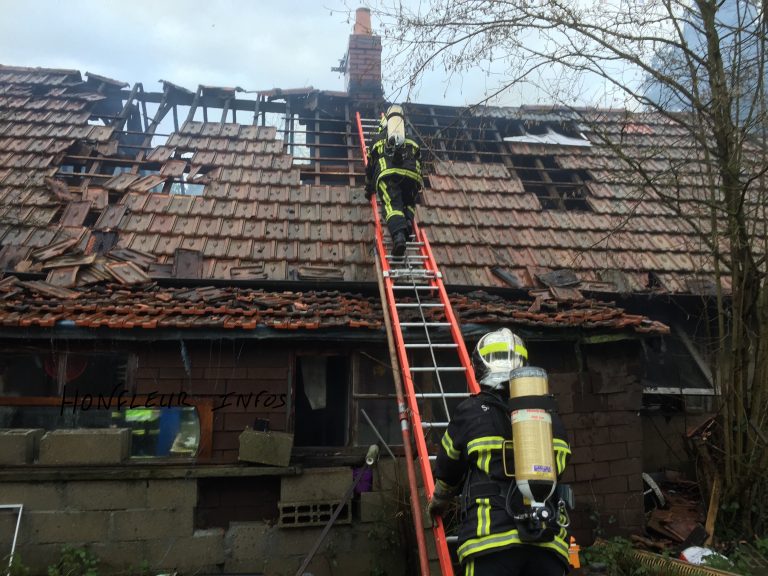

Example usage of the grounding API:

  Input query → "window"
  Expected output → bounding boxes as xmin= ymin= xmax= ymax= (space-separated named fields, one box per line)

xmin=293 ymin=355 xmax=348 ymax=447
xmin=0 ymin=351 xmax=201 ymax=459
xmin=641 ymin=327 xmax=716 ymax=413
xmin=510 ymin=155 xmax=592 ymax=211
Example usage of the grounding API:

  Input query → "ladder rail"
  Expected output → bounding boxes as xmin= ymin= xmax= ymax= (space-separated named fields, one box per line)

xmin=357 ymin=112 xmax=432 ymax=576
xmin=357 ymin=111 xmax=455 ymax=576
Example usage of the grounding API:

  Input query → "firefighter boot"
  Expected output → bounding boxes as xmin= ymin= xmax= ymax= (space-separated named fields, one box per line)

xmin=392 ymin=231 xmax=407 ymax=258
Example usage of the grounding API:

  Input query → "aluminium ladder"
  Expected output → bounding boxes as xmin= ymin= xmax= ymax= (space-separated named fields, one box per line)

xmin=356 ymin=112 xmax=481 ymax=576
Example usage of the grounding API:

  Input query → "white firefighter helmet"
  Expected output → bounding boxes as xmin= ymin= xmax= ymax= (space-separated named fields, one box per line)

xmin=473 ymin=328 xmax=528 ymax=389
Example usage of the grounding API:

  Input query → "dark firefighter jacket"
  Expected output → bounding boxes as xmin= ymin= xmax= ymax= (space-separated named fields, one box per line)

xmin=433 ymin=389 xmax=572 ymax=566
xmin=364 ymin=131 xmax=423 ymax=194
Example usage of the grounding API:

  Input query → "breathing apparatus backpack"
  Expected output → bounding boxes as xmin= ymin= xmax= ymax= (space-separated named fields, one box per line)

xmin=504 ymin=366 xmax=571 ymax=543
xmin=382 ymin=104 xmax=408 ymax=165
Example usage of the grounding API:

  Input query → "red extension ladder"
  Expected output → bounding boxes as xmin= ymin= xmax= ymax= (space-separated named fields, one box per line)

xmin=356 ymin=112 xmax=481 ymax=575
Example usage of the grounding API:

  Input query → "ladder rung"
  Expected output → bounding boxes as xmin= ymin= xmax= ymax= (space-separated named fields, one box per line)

xmin=400 ymin=322 xmax=451 ymax=327
xmin=410 ymin=366 xmax=466 ymax=372
xmin=404 ymin=343 xmax=457 ymax=348
xmin=395 ymin=303 xmax=444 ymax=308
xmin=422 ymin=421 xmax=449 ymax=428
xmin=414 ymin=392 xmax=470 ymax=398
xmin=446 ymin=536 xmax=458 ymax=544
xmin=392 ymin=285 xmax=435 ymax=290
xmin=387 ymin=270 xmax=435 ymax=277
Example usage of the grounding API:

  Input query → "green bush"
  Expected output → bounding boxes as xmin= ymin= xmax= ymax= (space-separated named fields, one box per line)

xmin=584 ymin=537 xmax=650 ymax=576
xmin=47 ymin=546 xmax=99 ymax=576
xmin=3 ymin=554 xmax=31 ymax=576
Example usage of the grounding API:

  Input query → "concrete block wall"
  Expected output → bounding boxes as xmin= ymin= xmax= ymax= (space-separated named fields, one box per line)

xmin=220 ymin=459 xmax=409 ymax=575
xmin=0 ymin=429 xmax=43 ymax=464
xmin=0 ymin=479 xmax=222 ymax=575
xmin=134 ymin=341 xmax=291 ymax=462
xmin=38 ymin=429 xmax=131 ymax=465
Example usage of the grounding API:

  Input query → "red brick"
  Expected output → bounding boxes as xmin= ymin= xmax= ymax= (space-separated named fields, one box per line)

xmin=627 ymin=473 xmax=644 ymax=490
xmin=609 ymin=417 xmax=643 ymax=440
xmin=212 ymin=431 xmax=240 ymax=451
xmin=561 ymin=414 xmax=584 ymax=431
xmin=158 ymin=367 xmax=190 ymax=379
xmin=205 ymin=367 xmax=249 ymax=380
xmin=246 ymin=367 xmax=288 ymax=380
xmin=626 ymin=440 xmax=642 ymax=459
xmin=212 ymin=449 xmax=238 ymax=463
xmin=555 ymin=393 xmax=574 ymax=414
xmin=569 ymin=445 xmax=593 ymax=464
xmin=136 ymin=367 xmax=159 ymax=379
xmin=592 ymin=411 xmax=637 ymax=427
xmin=186 ymin=379 xmax=227 ymax=395
xmin=593 ymin=443 xmax=627 ymax=462
xmin=224 ymin=413 xmax=262 ymax=431
xmin=559 ymin=467 xmax=575 ymax=483
xmin=574 ymin=426 xmax=611 ymax=446
xmin=574 ymin=462 xmax=610 ymax=481
xmin=609 ymin=458 xmax=641 ymax=476
xmin=590 ymin=475 xmax=628 ymax=493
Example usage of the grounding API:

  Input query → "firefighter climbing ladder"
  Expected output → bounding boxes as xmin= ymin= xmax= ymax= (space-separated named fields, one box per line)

xmin=356 ymin=112 xmax=480 ymax=576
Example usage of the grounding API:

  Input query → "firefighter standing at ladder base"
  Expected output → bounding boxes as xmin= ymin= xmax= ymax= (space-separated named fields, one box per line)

xmin=364 ymin=104 xmax=423 ymax=258
xmin=428 ymin=328 xmax=573 ymax=575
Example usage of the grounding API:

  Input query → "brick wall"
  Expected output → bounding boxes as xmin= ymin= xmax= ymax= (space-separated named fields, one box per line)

xmin=346 ymin=34 xmax=383 ymax=98
xmin=530 ymin=339 xmax=645 ymax=546
xmin=134 ymin=341 xmax=291 ymax=462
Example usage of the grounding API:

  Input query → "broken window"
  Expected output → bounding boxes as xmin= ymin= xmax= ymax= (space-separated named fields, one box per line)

xmin=293 ymin=355 xmax=348 ymax=447
xmin=641 ymin=328 xmax=715 ymax=413
xmin=510 ymin=154 xmax=592 ymax=211
xmin=0 ymin=351 xmax=201 ymax=459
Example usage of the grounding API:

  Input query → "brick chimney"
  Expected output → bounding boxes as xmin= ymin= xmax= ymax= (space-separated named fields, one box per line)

xmin=345 ymin=7 xmax=383 ymax=99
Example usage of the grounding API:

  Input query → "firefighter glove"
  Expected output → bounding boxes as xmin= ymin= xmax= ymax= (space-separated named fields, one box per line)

xmin=364 ymin=183 xmax=374 ymax=200
xmin=427 ymin=492 xmax=453 ymax=518
xmin=428 ymin=480 xmax=458 ymax=518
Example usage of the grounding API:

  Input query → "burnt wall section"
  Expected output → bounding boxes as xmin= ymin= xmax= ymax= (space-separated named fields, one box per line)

xmin=530 ymin=339 xmax=645 ymax=545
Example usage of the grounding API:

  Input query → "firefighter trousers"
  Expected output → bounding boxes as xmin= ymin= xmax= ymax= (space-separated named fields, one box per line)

xmin=376 ymin=174 xmax=419 ymax=240
xmin=464 ymin=544 xmax=569 ymax=576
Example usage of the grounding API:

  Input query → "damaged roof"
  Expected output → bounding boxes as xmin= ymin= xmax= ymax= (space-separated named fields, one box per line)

xmin=0 ymin=276 xmax=668 ymax=334
xmin=0 ymin=63 xmax=738 ymax=330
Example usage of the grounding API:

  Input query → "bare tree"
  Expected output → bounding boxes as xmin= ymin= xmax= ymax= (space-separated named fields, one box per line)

xmin=362 ymin=0 xmax=768 ymax=536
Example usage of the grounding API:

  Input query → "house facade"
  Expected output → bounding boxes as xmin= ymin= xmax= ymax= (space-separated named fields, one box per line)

xmin=0 ymin=9 xmax=719 ymax=575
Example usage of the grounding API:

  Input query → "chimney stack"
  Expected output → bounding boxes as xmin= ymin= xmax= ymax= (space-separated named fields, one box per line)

xmin=346 ymin=7 xmax=383 ymax=100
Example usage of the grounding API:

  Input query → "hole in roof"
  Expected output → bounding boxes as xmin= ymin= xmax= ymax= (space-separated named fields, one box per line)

xmin=511 ymin=155 xmax=592 ymax=212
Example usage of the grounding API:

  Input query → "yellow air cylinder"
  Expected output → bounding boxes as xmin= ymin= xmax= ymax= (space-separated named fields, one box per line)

xmin=385 ymin=104 xmax=405 ymax=148
xmin=509 ymin=366 xmax=556 ymax=505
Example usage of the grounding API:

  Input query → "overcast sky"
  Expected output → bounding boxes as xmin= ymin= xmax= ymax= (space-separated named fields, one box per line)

xmin=0 ymin=0 xmax=484 ymax=107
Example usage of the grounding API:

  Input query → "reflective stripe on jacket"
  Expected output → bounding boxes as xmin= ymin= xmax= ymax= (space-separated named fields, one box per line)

xmin=365 ymin=133 xmax=423 ymax=190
